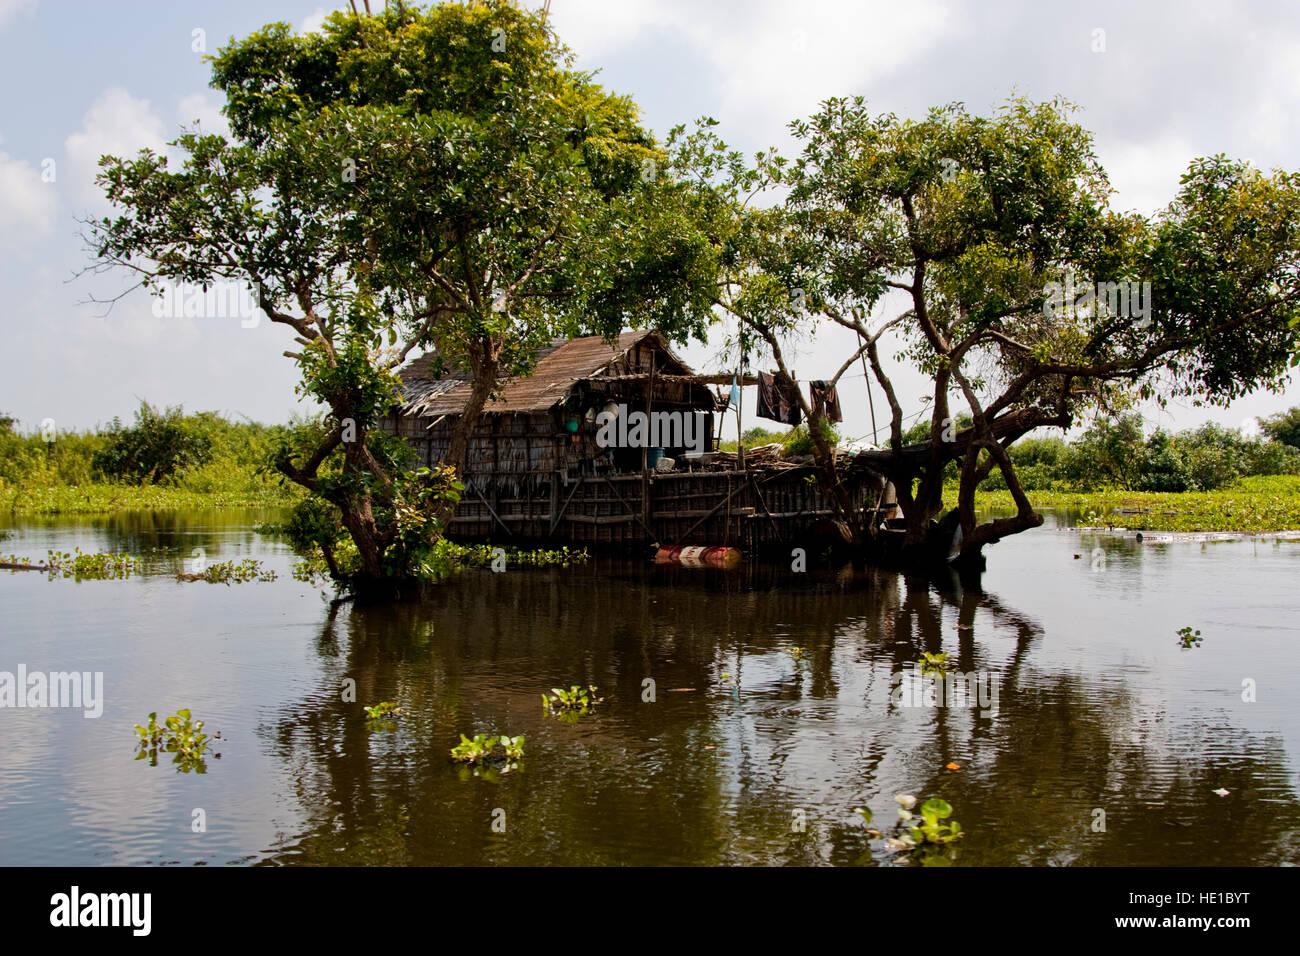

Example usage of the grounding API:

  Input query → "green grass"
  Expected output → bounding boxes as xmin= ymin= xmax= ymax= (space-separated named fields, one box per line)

xmin=1 ymin=482 xmax=298 ymax=516
xmin=962 ymin=475 xmax=1300 ymax=533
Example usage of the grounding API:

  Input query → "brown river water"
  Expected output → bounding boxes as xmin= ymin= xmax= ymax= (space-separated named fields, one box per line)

xmin=1 ymin=508 xmax=1298 ymax=865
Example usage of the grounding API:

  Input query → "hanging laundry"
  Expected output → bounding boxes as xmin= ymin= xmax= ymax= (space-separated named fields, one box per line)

xmin=756 ymin=371 xmax=802 ymax=425
xmin=810 ymin=380 xmax=842 ymax=423
xmin=776 ymin=375 xmax=802 ymax=426
xmin=727 ymin=376 xmax=740 ymax=410
xmin=756 ymin=370 xmax=781 ymax=422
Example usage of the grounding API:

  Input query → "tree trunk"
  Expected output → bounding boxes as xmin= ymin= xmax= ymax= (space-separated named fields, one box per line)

xmin=435 ymin=336 xmax=501 ymax=530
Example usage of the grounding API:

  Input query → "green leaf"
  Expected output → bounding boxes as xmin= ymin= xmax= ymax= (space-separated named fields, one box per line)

xmin=921 ymin=798 xmax=953 ymax=820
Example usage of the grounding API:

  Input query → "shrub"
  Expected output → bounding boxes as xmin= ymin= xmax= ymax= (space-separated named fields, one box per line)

xmin=92 ymin=402 xmax=211 ymax=484
xmin=781 ymin=419 xmax=840 ymax=456
xmin=1262 ymin=406 xmax=1300 ymax=450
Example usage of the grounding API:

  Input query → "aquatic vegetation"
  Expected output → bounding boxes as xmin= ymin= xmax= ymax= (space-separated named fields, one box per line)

xmin=3 ymin=548 xmax=136 ymax=580
xmin=855 ymin=795 xmax=964 ymax=864
xmin=965 ymin=475 xmax=1300 ymax=533
xmin=1177 ymin=626 xmax=1203 ymax=648
xmin=363 ymin=701 xmax=404 ymax=731
xmin=291 ymin=555 xmax=338 ymax=586
xmin=450 ymin=734 xmax=497 ymax=764
xmin=450 ymin=733 xmax=525 ymax=769
xmin=459 ymin=544 xmax=590 ymax=569
xmin=133 ymin=709 xmax=214 ymax=773
xmin=292 ymin=538 xmax=590 ymax=589
xmin=789 ymin=646 xmax=808 ymax=662
xmin=901 ymin=798 xmax=963 ymax=845
xmin=543 ymin=684 xmax=603 ymax=719
xmin=3 ymin=549 xmax=275 ymax=584
xmin=178 ymin=558 xmax=277 ymax=584
xmin=917 ymin=651 xmax=955 ymax=676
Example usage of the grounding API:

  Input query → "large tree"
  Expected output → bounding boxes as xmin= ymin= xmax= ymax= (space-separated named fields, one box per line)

xmin=84 ymin=1 xmax=718 ymax=592
xmin=675 ymin=96 xmax=1300 ymax=566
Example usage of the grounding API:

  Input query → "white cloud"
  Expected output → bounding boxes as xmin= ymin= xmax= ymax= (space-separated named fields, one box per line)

xmin=64 ymin=87 xmax=167 ymax=209
xmin=1096 ymin=131 xmax=1199 ymax=218
xmin=177 ymin=92 xmax=230 ymax=138
xmin=0 ymin=145 xmax=56 ymax=246
xmin=0 ymin=0 xmax=35 ymax=31
xmin=550 ymin=0 xmax=961 ymax=142
xmin=299 ymin=6 xmax=331 ymax=35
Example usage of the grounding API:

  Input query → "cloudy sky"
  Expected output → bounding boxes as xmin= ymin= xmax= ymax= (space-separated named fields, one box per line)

xmin=1 ymin=0 xmax=1297 ymax=441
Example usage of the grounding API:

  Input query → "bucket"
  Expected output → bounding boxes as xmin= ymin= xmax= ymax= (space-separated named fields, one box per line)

xmin=646 ymin=447 xmax=665 ymax=469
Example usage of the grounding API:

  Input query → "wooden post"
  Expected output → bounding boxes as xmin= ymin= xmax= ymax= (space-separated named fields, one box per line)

xmin=642 ymin=351 xmax=655 ymax=530
xmin=736 ymin=366 xmax=745 ymax=471
xmin=857 ymin=326 xmax=878 ymax=446
xmin=549 ymin=470 xmax=559 ymax=537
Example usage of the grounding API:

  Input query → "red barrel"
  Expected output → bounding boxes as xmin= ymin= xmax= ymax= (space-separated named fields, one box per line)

xmin=653 ymin=545 xmax=743 ymax=569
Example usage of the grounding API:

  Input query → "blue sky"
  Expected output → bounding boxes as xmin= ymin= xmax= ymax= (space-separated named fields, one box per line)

xmin=2 ymin=0 xmax=1298 ymax=442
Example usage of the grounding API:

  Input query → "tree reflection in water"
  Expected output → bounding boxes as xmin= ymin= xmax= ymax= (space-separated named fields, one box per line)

xmin=259 ymin=559 xmax=1300 ymax=866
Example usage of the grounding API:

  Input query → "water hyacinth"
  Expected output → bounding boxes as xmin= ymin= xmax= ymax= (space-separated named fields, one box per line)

xmin=964 ymin=475 xmax=1300 ymax=534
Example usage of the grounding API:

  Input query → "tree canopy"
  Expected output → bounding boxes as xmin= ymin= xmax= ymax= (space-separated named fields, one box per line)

xmin=85 ymin=1 xmax=720 ymax=590
xmin=84 ymin=4 xmax=1300 ymax=578
xmin=671 ymin=95 xmax=1300 ymax=564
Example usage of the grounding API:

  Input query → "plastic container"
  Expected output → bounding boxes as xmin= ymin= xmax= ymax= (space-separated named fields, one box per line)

xmin=654 ymin=546 xmax=743 ymax=569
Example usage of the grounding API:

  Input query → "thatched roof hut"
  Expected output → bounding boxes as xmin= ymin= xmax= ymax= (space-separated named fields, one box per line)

xmin=381 ymin=330 xmax=720 ymax=485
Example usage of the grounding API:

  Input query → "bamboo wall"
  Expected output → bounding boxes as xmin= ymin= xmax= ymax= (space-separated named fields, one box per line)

xmin=446 ymin=467 xmax=890 ymax=554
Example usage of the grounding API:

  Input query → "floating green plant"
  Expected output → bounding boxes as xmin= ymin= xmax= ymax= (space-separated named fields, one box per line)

xmin=1176 ymin=626 xmax=1203 ymax=648
xmin=451 ymin=733 xmax=498 ymax=764
xmin=3 ymin=548 xmax=136 ymax=580
xmin=462 ymin=544 xmax=590 ymax=568
xmin=363 ymin=701 xmax=404 ymax=731
xmin=917 ymin=651 xmax=955 ymax=676
xmin=896 ymin=796 xmax=963 ymax=848
xmin=855 ymin=794 xmax=964 ymax=865
xmin=450 ymin=734 xmax=524 ymax=776
xmin=133 ymin=708 xmax=214 ymax=773
xmin=178 ymin=558 xmax=277 ymax=584
xmin=543 ymin=684 xmax=603 ymax=719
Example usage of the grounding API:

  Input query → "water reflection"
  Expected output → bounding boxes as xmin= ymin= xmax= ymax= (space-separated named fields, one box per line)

xmin=1 ymin=509 xmax=1297 ymax=866
xmin=261 ymin=557 xmax=1300 ymax=866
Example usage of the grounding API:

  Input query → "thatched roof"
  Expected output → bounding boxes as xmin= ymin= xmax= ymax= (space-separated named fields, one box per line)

xmin=396 ymin=330 xmax=698 ymax=418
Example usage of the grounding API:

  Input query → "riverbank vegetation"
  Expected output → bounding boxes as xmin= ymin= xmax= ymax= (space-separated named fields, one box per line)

xmin=967 ymin=475 xmax=1300 ymax=533
xmin=952 ymin=409 xmax=1300 ymax=532
xmin=979 ymin=413 xmax=1299 ymax=493
xmin=0 ymin=403 xmax=298 ymax=515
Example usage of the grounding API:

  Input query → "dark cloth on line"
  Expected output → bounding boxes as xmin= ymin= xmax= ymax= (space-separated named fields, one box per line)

xmin=757 ymin=370 xmax=802 ymax=425
xmin=810 ymin=380 xmax=842 ymax=423
xmin=756 ymin=370 xmax=780 ymax=422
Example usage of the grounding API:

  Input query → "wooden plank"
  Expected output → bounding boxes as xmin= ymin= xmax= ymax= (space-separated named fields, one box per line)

xmin=549 ymin=475 xmax=583 ymax=534
xmin=601 ymin=476 xmax=658 ymax=540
